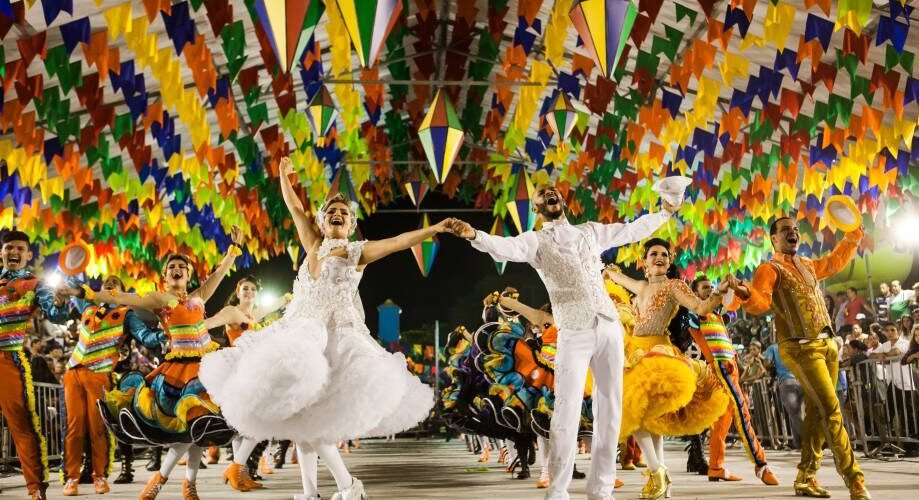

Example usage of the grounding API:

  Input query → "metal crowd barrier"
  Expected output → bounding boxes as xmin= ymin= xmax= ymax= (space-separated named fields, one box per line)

xmin=0 ymin=382 xmax=64 ymax=474
xmin=739 ymin=359 xmax=918 ymax=459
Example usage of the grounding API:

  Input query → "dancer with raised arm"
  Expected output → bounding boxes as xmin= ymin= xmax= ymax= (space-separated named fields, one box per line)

xmin=200 ymin=156 xmax=438 ymax=500
xmin=450 ymin=182 xmax=677 ymax=500
xmin=59 ymin=228 xmax=244 ymax=500
xmin=732 ymin=216 xmax=870 ymax=500
xmin=206 ymin=275 xmax=290 ymax=492
xmin=604 ymin=239 xmax=730 ymax=499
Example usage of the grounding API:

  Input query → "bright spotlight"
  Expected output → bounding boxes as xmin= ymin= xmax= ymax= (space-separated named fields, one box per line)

xmin=895 ymin=213 xmax=919 ymax=246
xmin=46 ymin=272 xmax=63 ymax=288
xmin=259 ymin=291 xmax=278 ymax=308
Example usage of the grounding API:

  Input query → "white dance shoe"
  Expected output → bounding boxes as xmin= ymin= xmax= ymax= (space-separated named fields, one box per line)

xmin=330 ymin=478 xmax=366 ymax=500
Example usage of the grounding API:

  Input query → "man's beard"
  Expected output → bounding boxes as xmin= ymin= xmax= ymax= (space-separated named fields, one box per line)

xmin=536 ymin=203 xmax=564 ymax=221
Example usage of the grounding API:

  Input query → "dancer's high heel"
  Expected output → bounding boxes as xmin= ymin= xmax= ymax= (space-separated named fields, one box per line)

xmin=222 ymin=463 xmax=252 ymax=492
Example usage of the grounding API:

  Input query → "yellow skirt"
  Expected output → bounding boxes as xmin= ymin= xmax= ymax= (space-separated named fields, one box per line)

xmin=621 ymin=335 xmax=729 ymax=438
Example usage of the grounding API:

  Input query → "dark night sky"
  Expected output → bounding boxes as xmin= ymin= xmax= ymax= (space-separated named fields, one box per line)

xmin=206 ymin=192 xmax=550 ymax=340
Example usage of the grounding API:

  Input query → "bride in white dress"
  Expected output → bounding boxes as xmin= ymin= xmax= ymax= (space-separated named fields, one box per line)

xmin=200 ymin=157 xmax=447 ymax=500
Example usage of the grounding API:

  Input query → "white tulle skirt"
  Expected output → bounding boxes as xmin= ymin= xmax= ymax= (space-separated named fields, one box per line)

xmin=200 ymin=316 xmax=433 ymax=443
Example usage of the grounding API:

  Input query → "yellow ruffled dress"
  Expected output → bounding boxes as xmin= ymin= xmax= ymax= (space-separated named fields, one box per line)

xmin=620 ymin=279 xmax=729 ymax=437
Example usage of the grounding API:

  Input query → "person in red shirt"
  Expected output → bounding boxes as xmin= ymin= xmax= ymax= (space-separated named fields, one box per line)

xmin=843 ymin=287 xmax=875 ymax=326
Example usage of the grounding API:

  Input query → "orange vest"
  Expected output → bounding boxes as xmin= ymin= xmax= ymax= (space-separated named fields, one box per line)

xmin=768 ymin=260 xmax=832 ymax=341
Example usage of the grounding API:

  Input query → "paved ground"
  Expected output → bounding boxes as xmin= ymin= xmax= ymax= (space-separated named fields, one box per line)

xmin=2 ymin=438 xmax=916 ymax=499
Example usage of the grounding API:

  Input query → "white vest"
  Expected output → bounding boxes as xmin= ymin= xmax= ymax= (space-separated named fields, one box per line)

xmin=532 ymin=229 xmax=619 ymax=330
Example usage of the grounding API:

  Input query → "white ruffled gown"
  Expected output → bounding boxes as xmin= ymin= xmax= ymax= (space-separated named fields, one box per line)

xmin=200 ymin=239 xmax=434 ymax=443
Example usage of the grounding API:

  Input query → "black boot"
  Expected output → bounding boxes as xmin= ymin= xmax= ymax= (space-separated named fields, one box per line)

xmin=572 ymin=463 xmax=586 ymax=479
xmin=146 ymin=447 xmax=162 ymax=472
xmin=246 ymin=440 xmax=269 ymax=480
xmin=274 ymin=440 xmax=291 ymax=469
xmin=685 ymin=434 xmax=709 ymax=475
xmin=114 ymin=443 xmax=134 ymax=484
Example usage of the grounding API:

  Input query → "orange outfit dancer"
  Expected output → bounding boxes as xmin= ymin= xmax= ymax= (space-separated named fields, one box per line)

xmin=0 ymin=230 xmax=73 ymax=500
xmin=61 ymin=276 xmax=166 ymax=496
xmin=58 ymin=235 xmax=243 ymax=500
xmin=733 ymin=217 xmax=869 ymax=500
xmin=686 ymin=276 xmax=777 ymax=486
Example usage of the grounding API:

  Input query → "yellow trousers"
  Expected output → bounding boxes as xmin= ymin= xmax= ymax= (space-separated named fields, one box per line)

xmin=779 ymin=339 xmax=862 ymax=486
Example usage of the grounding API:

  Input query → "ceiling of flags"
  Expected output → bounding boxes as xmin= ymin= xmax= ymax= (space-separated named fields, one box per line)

xmin=0 ymin=0 xmax=917 ymax=288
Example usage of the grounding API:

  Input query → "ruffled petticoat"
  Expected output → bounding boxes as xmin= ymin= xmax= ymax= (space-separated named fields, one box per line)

xmin=200 ymin=315 xmax=433 ymax=443
xmin=620 ymin=334 xmax=729 ymax=438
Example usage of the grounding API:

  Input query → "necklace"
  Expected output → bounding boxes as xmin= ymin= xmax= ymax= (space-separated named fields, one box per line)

xmin=647 ymin=274 xmax=668 ymax=283
xmin=318 ymin=238 xmax=348 ymax=259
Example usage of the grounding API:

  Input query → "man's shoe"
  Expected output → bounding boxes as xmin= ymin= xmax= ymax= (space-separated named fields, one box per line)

xmin=794 ymin=477 xmax=831 ymax=498
xmin=849 ymin=479 xmax=871 ymax=500
xmin=615 ymin=478 xmax=624 ymax=488
xmin=29 ymin=488 xmax=48 ymax=500
xmin=62 ymin=479 xmax=79 ymax=496
xmin=756 ymin=465 xmax=779 ymax=486
xmin=94 ymin=477 xmax=111 ymax=494
xmin=572 ymin=464 xmax=586 ymax=479
xmin=621 ymin=460 xmax=635 ymax=470
xmin=708 ymin=467 xmax=743 ymax=481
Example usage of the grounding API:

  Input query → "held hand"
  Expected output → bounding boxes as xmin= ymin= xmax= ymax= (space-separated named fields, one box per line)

xmin=54 ymin=286 xmax=81 ymax=304
xmin=433 ymin=218 xmax=455 ymax=234
xmin=483 ymin=291 xmax=500 ymax=307
xmin=449 ymin=219 xmax=476 ymax=239
xmin=279 ymin=156 xmax=294 ymax=177
xmin=715 ymin=280 xmax=731 ymax=295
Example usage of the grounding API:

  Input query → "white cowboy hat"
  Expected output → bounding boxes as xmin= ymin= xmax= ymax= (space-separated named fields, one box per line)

xmin=652 ymin=176 xmax=692 ymax=206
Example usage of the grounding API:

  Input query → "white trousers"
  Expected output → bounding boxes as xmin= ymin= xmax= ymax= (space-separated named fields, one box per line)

xmin=546 ymin=316 xmax=624 ymax=500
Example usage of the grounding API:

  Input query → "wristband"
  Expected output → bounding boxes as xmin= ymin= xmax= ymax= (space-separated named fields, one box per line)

xmin=82 ymin=284 xmax=95 ymax=301
xmin=229 ymin=245 xmax=242 ymax=257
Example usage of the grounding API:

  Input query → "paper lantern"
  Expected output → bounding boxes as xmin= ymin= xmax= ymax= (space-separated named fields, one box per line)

xmin=306 ymin=85 xmax=338 ymax=137
xmin=545 ymin=91 xmax=579 ymax=143
xmin=506 ymin=169 xmax=536 ymax=235
xmin=411 ymin=214 xmax=439 ymax=277
xmin=252 ymin=0 xmax=325 ymax=73
xmin=419 ymin=89 xmax=464 ymax=184
xmin=404 ymin=180 xmax=429 ymax=207
xmin=569 ymin=0 xmax=637 ymax=80
xmin=334 ymin=0 xmax=403 ymax=68
xmin=490 ymin=217 xmax=510 ymax=275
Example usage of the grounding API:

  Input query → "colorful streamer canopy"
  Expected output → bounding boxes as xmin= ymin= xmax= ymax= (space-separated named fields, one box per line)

xmin=418 ymin=89 xmax=464 ymax=184
xmin=251 ymin=0 xmax=325 ymax=73
xmin=506 ymin=169 xmax=536 ymax=235
xmin=1 ymin=0 xmax=918 ymax=288
xmin=410 ymin=214 xmax=439 ymax=277
xmin=306 ymin=85 xmax=339 ymax=138
xmin=569 ymin=0 xmax=637 ymax=80
xmin=490 ymin=217 xmax=510 ymax=275
xmin=544 ymin=91 xmax=579 ymax=143
xmin=334 ymin=0 xmax=403 ymax=68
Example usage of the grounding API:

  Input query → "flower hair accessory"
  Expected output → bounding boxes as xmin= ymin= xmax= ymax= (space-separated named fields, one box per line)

xmin=316 ymin=193 xmax=359 ymax=237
